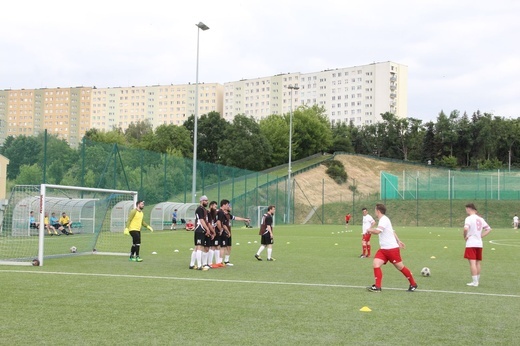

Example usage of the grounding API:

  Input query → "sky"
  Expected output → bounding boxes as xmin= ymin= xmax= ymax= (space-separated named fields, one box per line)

xmin=1 ymin=0 xmax=519 ymax=122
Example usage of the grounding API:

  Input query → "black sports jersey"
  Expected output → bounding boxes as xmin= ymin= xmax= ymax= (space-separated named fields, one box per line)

xmin=260 ymin=212 xmax=273 ymax=235
xmin=195 ymin=206 xmax=208 ymax=232
xmin=217 ymin=209 xmax=229 ymax=235
xmin=208 ymin=209 xmax=218 ymax=228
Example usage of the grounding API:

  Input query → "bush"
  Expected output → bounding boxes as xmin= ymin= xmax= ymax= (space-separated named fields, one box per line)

xmin=322 ymin=160 xmax=348 ymax=184
xmin=437 ymin=155 xmax=458 ymax=169
xmin=477 ymin=158 xmax=503 ymax=170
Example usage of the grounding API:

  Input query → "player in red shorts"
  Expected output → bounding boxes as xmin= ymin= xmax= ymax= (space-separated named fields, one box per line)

xmin=366 ymin=203 xmax=417 ymax=292
xmin=463 ymin=203 xmax=492 ymax=287
xmin=345 ymin=213 xmax=351 ymax=230
xmin=360 ymin=207 xmax=375 ymax=258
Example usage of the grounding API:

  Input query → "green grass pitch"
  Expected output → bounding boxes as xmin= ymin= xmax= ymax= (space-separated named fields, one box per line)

xmin=1 ymin=225 xmax=520 ymax=345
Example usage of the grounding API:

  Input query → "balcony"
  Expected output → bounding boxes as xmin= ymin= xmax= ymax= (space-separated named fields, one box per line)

xmin=390 ymin=93 xmax=396 ymax=99
xmin=390 ymin=75 xmax=397 ymax=82
xmin=390 ymin=84 xmax=397 ymax=91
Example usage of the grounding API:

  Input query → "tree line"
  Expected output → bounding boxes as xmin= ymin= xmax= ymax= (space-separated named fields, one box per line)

xmin=2 ymin=106 xmax=520 ymax=187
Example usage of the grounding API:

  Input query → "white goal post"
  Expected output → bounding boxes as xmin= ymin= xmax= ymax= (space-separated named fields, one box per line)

xmin=0 ymin=184 xmax=137 ymax=266
xmin=248 ymin=205 xmax=273 ymax=229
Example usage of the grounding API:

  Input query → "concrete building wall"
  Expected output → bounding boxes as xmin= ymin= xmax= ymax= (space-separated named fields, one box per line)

xmin=223 ymin=61 xmax=407 ymax=126
xmin=0 ymin=154 xmax=9 ymax=200
xmin=0 ymin=87 xmax=91 ymax=147
xmin=0 ymin=90 xmax=7 ymax=145
xmin=90 ymin=83 xmax=223 ymax=131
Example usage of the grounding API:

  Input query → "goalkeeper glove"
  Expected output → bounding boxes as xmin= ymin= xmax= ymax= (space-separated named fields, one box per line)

xmin=124 ymin=228 xmax=129 ymax=235
xmin=147 ymin=225 xmax=154 ymax=232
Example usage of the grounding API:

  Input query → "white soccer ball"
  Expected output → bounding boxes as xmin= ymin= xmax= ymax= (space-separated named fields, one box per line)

xmin=70 ymin=246 xmax=77 ymax=253
xmin=421 ymin=267 xmax=431 ymax=277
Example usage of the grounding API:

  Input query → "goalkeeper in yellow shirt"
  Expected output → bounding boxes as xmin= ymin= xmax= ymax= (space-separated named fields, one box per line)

xmin=124 ymin=200 xmax=153 ymax=262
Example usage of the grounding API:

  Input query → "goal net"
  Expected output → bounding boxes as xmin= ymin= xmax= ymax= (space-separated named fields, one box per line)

xmin=248 ymin=205 xmax=271 ymax=229
xmin=0 ymin=184 xmax=137 ymax=266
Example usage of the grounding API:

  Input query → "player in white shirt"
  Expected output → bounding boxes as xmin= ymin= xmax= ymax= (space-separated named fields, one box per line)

xmin=463 ymin=203 xmax=492 ymax=287
xmin=366 ymin=203 xmax=417 ymax=292
xmin=360 ymin=208 xmax=375 ymax=258
xmin=513 ymin=214 xmax=518 ymax=229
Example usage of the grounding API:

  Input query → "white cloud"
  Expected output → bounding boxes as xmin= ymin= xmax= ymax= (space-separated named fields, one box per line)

xmin=1 ymin=0 xmax=519 ymax=120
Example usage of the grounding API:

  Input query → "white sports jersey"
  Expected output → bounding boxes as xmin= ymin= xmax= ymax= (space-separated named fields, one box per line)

xmin=376 ymin=215 xmax=398 ymax=249
xmin=464 ymin=214 xmax=490 ymax=248
xmin=362 ymin=214 xmax=375 ymax=234
xmin=513 ymin=216 xmax=518 ymax=223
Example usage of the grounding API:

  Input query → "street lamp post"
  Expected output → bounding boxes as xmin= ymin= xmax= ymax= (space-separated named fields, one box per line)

xmin=191 ymin=21 xmax=209 ymax=203
xmin=287 ymin=84 xmax=299 ymax=223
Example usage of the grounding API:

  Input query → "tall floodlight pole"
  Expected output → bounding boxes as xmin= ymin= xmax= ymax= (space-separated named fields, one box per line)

xmin=192 ymin=21 xmax=210 ymax=203
xmin=287 ymin=84 xmax=299 ymax=223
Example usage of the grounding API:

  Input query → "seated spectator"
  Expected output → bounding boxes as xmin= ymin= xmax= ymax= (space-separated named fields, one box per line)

xmin=29 ymin=211 xmax=40 ymax=229
xmin=44 ymin=212 xmax=59 ymax=235
xmin=50 ymin=212 xmax=64 ymax=235
xmin=59 ymin=212 xmax=72 ymax=235
xmin=185 ymin=220 xmax=195 ymax=231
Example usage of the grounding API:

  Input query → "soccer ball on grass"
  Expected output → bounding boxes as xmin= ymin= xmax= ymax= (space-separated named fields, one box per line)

xmin=70 ymin=246 xmax=77 ymax=253
xmin=421 ymin=267 xmax=431 ymax=277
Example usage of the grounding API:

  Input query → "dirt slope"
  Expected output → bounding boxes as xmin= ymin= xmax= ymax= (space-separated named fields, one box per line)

xmin=293 ymin=154 xmax=434 ymax=207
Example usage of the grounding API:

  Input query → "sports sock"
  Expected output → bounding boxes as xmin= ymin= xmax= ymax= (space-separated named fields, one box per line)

xmin=130 ymin=245 xmax=136 ymax=257
xmin=190 ymin=251 xmax=196 ymax=266
xmin=208 ymin=249 xmax=214 ymax=264
xmin=257 ymin=245 xmax=265 ymax=256
xmin=374 ymin=267 xmax=382 ymax=288
xmin=202 ymin=251 xmax=208 ymax=266
xmin=367 ymin=245 xmax=371 ymax=256
xmin=267 ymin=248 xmax=272 ymax=259
xmin=215 ymin=250 xmax=221 ymax=264
xmin=196 ymin=250 xmax=202 ymax=268
xmin=135 ymin=244 xmax=140 ymax=257
xmin=362 ymin=245 xmax=367 ymax=256
xmin=400 ymin=266 xmax=416 ymax=286
xmin=472 ymin=275 xmax=478 ymax=284
xmin=224 ymin=255 xmax=230 ymax=263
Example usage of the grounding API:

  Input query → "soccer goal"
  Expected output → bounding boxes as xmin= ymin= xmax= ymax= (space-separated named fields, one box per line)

xmin=0 ymin=184 xmax=137 ymax=266
xmin=248 ymin=205 xmax=272 ymax=229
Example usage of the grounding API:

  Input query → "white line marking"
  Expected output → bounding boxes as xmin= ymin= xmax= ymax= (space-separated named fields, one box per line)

xmin=489 ymin=239 xmax=520 ymax=247
xmin=1 ymin=269 xmax=519 ymax=298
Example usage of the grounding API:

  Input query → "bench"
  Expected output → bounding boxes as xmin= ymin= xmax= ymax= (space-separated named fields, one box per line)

xmin=112 ymin=221 xmax=125 ymax=227
xmin=70 ymin=222 xmax=83 ymax=233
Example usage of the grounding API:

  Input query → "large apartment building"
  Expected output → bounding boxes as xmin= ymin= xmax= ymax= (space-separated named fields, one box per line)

xmin=0 ymin=83 xmax=223 ymax=146
xmin=223 ymin=61 xmax=407 ymax=126
xmin=0 ymin=87 xmax=91 ymax=147
xmin=90 ymin=83 xmax=224 ymax=131
xmin=0 ymin=61 xmax=406 ymax=146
